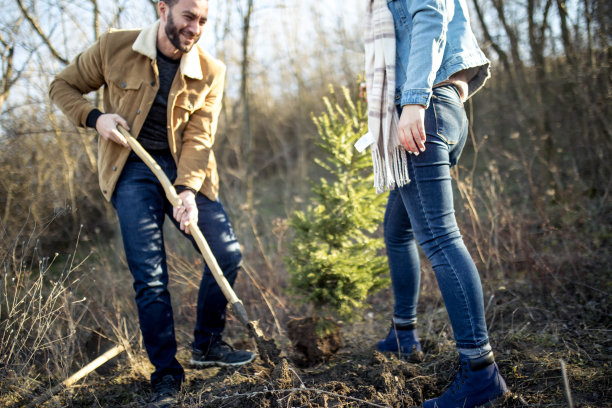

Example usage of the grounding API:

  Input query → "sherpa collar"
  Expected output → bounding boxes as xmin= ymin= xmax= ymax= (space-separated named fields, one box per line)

xmin=132 ymin=20 xmax=203 ymax=80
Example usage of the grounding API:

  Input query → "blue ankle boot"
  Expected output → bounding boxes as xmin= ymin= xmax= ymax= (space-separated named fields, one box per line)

xmin=376 ymin=322 xmax=422 ymax=358
xmin=423 ymin=351 xmax=508 ymax=408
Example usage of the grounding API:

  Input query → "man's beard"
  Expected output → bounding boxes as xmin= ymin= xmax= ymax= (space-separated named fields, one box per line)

xmin=165 ymin=11 xmax=199 ymax=54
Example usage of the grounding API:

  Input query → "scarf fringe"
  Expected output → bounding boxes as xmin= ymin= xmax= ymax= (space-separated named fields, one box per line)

xmin=364 ymin=0 xmax=411 ymax=194
xmin=371 ymin=144 xmax=411 ymax=194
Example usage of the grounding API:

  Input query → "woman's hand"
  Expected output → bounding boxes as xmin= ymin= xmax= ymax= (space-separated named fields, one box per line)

xmin=398 ymin=104 xmax=426 ymax=155
xmin=173 ymin=190 xmax=198 ymax=235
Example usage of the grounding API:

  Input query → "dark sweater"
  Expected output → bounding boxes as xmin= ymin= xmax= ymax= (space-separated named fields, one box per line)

xmin=136 ymin=50 xmax=181 ymax=151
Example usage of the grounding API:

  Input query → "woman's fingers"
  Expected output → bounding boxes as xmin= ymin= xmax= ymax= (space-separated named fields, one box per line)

xmin=398 ymin=104 xmax=426 ymax=154
xmin=401 ymin=127 xmax=419 ymax=154
xmin=416 ymin=118 xmax=426 ymax=151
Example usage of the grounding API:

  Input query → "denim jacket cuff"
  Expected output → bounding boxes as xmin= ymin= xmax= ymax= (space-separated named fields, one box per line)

xmin=399 ymin=89 xmax=432 ymax=108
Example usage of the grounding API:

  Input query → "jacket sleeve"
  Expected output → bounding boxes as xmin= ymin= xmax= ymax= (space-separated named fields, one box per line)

xmin=49 ymin=34 xmax=107 ymax=127
xmin=398 ymin=0 xmax=449 ymax=108
xmin=173 ymin=64 xmax=226 ymax=192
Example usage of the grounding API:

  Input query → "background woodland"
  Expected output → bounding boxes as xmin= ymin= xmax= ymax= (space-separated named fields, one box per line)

xmin=0 ymin=0 xmax=610 ymax=406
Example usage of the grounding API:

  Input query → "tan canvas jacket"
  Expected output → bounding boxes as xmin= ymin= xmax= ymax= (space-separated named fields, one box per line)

xmin=49 ymin=20 xmax=225 ymax=202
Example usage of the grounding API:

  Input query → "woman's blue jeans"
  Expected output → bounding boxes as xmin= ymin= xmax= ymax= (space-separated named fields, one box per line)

xmin=111 ymin=151 xmax=243 ymax=385
xmin=384 ymin=85 xmax=489 ymax=350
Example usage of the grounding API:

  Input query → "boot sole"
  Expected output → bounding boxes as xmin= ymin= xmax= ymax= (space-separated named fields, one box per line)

xmin=190 ymin=353 xmax=257 ymax=368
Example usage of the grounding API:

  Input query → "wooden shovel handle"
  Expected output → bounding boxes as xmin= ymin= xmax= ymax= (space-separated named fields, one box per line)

xmin=117 ymin=126 xmax=181 ymax=207
xmin=117 ymin=125 xmax=243 ymax=307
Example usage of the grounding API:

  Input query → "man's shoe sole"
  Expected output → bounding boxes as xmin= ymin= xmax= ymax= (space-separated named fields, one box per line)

xmin=190 ymin=353 xmax=256 ymax=368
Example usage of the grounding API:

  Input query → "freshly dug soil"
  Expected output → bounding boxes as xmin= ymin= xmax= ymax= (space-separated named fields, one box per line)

xmin=195 ymin=351 xmax=440 ymax=407
xmin=286 ymin=317 xmax=342 ymax=365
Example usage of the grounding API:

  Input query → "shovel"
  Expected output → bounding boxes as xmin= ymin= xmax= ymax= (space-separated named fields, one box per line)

xmin=116 ymin=126 xmax=279 ymax=366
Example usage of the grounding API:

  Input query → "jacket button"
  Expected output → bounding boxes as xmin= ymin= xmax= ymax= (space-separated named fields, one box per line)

xmin=150 ymin=81 xmax=155 ymax=86
xmin=103 ymin=190 xmax=107 ymax=194
xmin=112 ymin=166 xmax=117 ymax=171
xmin=136 ymin=109 xmax=141 ymax=114
xmin=121 ymin=82 xmax=126 ymax=88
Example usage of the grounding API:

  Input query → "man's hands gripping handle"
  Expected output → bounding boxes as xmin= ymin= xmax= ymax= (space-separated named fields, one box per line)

xmin=116 ymin=125 xmax=242 ymax=307
xmin=116 ymin=125 xmax=197 ymax=234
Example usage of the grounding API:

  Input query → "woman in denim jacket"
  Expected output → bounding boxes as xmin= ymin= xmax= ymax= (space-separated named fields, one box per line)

xmin=375 ymin=0 xmax=509 ymax=406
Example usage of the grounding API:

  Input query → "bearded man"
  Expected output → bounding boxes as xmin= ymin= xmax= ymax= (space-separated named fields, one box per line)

xmin=49 ymin=0 xmax=255 ymax=405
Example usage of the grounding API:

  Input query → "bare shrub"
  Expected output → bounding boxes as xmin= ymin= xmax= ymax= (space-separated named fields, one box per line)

xmin=0 ymin=103 xmax=115 ymax=255
xmin=0 ymin=222 xmax=90 ymax=402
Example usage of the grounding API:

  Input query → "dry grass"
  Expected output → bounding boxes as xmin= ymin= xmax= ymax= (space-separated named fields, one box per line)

xmin=0 ymin=222 xmax=91 ymax=404
xmin=1 ymin=158 xmax=610 ymax=406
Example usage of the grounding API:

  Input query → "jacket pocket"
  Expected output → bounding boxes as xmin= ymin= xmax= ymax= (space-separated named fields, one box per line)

xmin=173 ymin=100 xmax=194 ymax=135
xmin=175 ymin=98 xmax=197 ymax=116
xmin=174 ymin=93 xmax=204 ymax=132
xmin=107 ymin=77 xmax=143 ymax=114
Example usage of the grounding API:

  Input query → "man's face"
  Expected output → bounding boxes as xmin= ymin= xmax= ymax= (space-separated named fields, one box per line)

xmin=163 ymin=0 xmax=208 ymax=54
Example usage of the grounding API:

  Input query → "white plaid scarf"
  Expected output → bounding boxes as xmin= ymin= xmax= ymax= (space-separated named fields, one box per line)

xmin=355 ymin=0 xmax=409 ymax=193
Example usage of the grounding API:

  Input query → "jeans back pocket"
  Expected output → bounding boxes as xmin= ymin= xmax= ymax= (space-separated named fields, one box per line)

xmin=428 ymin=86 xmax=466 ymax=145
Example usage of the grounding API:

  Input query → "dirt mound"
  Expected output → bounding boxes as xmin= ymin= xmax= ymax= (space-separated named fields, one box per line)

xmin=286 ymin=317 xmax=342 ymax=365
xmin=196 ymin=351 xmax=436 ymax=407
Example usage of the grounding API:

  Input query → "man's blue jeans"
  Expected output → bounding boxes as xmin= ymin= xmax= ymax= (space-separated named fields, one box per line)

xmin=111 ymin=151 xmax=242 ymax=385
xmin=384 ymin=85 xmax=489 ymax=350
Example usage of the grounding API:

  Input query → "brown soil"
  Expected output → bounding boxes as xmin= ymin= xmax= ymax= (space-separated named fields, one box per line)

xmin=10 ymin=260 xmax=610 ymax=407
xmin=191 ymin=351 xmax=438 ymax=407
xmin=286 ymin=317 xmax=342 ymax=366
xmin=248 ymin=320 xmax=283 ymax=368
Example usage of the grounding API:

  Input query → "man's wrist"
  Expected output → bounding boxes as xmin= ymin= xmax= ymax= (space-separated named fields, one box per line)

xmin=175 ymin=185 xmax=197 ymax=195
xmin=86 ymin=109 xmax=103 ymax=129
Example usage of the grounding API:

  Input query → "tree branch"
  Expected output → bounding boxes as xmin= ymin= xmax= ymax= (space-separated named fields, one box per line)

xmin=15 ymin=0 xmax=69 ymax=65
xmin=472 ymin=0 xmax=524 ymax=104
xmin=0 ymin=18 xmax=27 ymax=112
xmin=491 ymin=0 xmax=525 ymax=71
xmin=556 ymin=0 xmax=575 ymax=63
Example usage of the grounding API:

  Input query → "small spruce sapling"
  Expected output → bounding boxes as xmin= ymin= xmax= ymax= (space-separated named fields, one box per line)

xmin=287 ymin=85 xmax=389 ymax=337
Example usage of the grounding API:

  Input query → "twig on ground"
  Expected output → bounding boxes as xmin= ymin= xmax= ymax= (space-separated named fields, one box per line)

xmin=288 ymin=366 xmax=305 ymax=388
xmin=560 ymin=359 xmax=574 ymax=408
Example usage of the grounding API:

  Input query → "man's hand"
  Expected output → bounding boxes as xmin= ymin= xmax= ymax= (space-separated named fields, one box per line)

xmin=173 ymin=190 xmax=198 ymax=235
xmin=96 ymin=113 xmax=130 ymax=148
xmin=398 ymin=104 xmax=426 ymax=155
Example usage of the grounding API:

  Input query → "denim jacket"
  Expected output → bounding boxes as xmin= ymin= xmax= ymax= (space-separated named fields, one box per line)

xmin=387 ymin=0 xmax=490 ymax=108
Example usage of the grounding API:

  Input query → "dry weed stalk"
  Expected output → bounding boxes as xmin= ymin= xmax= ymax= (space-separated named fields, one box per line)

xmin=560 ymin=359 xmax=574 ymax=408
xmin=0 ymin=223 xmax=92 ymax=402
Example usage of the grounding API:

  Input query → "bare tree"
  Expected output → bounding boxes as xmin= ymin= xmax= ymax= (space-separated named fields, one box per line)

xmin=0 ymin=17 xmax=28 ymax=112
xmin=15 ymin=0 xmax=69 ymax=64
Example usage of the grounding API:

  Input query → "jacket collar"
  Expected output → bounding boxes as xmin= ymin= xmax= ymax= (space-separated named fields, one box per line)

xmin=132 ymin=20 xmax=203 ymax=80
